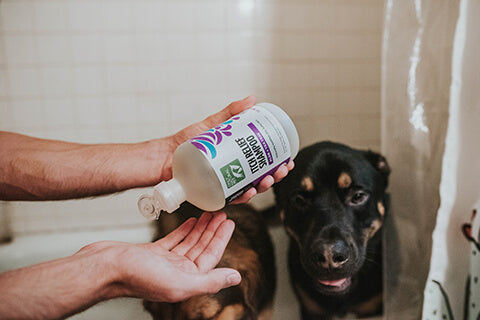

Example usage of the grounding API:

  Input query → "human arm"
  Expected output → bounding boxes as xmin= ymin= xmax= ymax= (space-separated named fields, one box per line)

xmin=0 ymin=130 xmax=168 ymax=200
xmin=0 ymin=95 xmax=293 ymax=201
xmin=0 ymin=212 xmax=240 ymax=320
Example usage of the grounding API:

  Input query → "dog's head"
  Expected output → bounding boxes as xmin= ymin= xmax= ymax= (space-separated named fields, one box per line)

xmin=274 ymin=141 xmax=390 ymax=296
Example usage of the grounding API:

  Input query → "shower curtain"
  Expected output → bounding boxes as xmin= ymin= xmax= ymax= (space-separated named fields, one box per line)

xmin=382 ymin=0 xmax=480 ymax=319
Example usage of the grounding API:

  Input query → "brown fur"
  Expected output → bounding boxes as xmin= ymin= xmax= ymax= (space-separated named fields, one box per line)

xmin=295 ymin=285 xmax=327 ymax=317
xmin=337 ymin=172 xmax=352 ymax=189
xmin=216 ymin=304 xmax=245 ymax=320
xmin=377 ymin=201 xmax=385 ymax=217
xmin=257 ymin=305 xmax=273 ymax=320
xmin=181 ymin=296 xmax=222 ymax=319
xmin=143 ymin=203 xmax=276 ymax=320
xmin=219 ymin=244 xmax=261 ymax=313
xmin=301 ymin=176 xmax=314 ymax=191
xmin=351 ymin=293 xmax=383 ymax=317
xmin=144 ymin=296 xmax=222 ymax=320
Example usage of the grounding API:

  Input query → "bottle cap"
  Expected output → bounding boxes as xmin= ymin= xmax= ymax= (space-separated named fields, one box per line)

xmin=137 ymin=178 xmax=187 ymax=220
xmin=137 ymin=194 xmax=160 ymax=220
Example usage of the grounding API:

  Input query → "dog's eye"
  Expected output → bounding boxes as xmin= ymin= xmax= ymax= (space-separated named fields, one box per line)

xmin=291 ymin=193 xmax=308 ymax=209
xmin=349 ymin=191 xmax=369 ymax=206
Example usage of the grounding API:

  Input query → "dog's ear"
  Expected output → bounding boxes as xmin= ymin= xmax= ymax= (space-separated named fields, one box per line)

xmin=362 ymin=150 xmax=391 ymax=185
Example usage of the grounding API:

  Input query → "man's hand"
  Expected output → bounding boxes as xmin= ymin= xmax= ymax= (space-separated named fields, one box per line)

xmin=0 ymin=95 xmax=293 ymax=201
xmin=0 ymin=212 xmax=240 ymax=320
xmin=96 ymin=212 xmax=241 ymax=303
xmin=159 ymin=95 xmax=294 ymax=204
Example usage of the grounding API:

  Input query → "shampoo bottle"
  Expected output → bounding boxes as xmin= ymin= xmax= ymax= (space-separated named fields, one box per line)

xmin=138 ymin=103 xmax=299 ymax=220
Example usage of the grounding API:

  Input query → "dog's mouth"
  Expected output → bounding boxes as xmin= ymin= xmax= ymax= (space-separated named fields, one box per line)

xmin=316 ymin=277 xmax=352 ymax=294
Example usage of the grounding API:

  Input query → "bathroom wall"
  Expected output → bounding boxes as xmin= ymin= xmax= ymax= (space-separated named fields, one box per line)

xmin=0 ymin=0 xmax=384 ymax=235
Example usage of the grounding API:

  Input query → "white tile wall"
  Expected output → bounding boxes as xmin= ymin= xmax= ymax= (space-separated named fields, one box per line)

xmin=0 ymin=0 xmax=383 ymax=235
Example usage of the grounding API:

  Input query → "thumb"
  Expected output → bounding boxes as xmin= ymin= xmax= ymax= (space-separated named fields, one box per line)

xmin=189 ymin=268 xmax=242 ymax=296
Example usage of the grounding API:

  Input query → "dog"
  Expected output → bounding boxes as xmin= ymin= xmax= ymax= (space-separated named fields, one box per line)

xmin=143 ymin=203 xmax=276 ymax=320
xmin=273 ymin=141 xmax=390 ymax=319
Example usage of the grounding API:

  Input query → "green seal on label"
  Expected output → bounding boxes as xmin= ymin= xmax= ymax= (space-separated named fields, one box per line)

xmin=220 ymin=159 xmax=246 ymax=188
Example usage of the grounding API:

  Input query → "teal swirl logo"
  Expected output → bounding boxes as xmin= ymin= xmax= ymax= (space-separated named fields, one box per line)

xmin=190 ymin=117 xmax=240 ymax=159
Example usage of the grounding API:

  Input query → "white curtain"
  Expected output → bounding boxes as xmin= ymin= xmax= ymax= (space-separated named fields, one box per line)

xmin=422 ymin=0 xmax=480 ymax=319
xmin=382 ymin=0 xmax=480 ymax=318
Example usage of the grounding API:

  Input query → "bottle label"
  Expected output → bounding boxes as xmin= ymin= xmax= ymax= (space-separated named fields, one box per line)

xmin=189 ymin=106 xmax=291 ymax=201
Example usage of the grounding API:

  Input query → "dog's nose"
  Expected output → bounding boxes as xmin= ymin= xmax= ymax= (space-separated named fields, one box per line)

xmin=313 ymin=240 xmax=350 ymax=269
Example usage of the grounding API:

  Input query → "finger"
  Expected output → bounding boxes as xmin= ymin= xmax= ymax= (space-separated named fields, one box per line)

xmin=286 ymin=160 xmax=295 ymax=171
xmin=255 ymin=175 xmax=275 ymax=194
xmin=194 ymin=219 xmax=235 ymax=272
xmin=196 ymin=268 xmax=241 ymax=294
xmin=174 ymin=268 xmax=242 ymax=302
xmin=171 ymin=212 xmax=213 ymax=255
xmin=272 ymin=164 xmax=289 ymax=183
xmin=156 ymin=217 xmax=197 ymax=250
xmin=230 ymin=188 xmax=257 ymax=204
xmin=173 ymin=96 xmax=256 ymax=145
xmin=230 ymin=161 xmax=295 ymax=204
xmin=185 ymin=212 xmax=228 ymax=262
xmin=198 ymin=95 xmax=256 ymax=132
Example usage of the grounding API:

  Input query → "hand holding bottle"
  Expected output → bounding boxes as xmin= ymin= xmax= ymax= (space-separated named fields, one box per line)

xmin=139 ymin=95 xmax=299 ymax=219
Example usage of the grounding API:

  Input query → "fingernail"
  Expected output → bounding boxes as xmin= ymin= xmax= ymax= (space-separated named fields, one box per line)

xmin=227 ymin=272 xmax=241 ymax=286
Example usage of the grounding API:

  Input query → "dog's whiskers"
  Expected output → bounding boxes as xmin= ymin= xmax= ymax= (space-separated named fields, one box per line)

xmin=364 ymin=257 xmax=381 ymax=267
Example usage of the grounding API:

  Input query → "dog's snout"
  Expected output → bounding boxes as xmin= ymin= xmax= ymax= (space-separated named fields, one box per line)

xmin=312 ymin=240 xmax=350 ymax=269
xmin=331 ymin=240 xmax=349 ymax=265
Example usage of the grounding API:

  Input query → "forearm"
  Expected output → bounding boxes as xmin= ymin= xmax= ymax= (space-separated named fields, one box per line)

xmin=0 ymin=247 xmax=119 ymax=320
xmin=0 ymin=131 xmax=173 ymax=200
xmin=0 ymin=213 xmax=241 ymax=320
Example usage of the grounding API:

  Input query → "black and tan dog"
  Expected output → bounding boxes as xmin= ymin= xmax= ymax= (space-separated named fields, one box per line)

xmin=273 ymin=141 xmax=390 ymax=319
xmin=143 ymin=203 xmax=276 ymax=320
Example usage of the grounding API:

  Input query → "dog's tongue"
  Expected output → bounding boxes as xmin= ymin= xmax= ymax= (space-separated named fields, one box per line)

xmin=318 ymin=278 xmax=348 ymax=287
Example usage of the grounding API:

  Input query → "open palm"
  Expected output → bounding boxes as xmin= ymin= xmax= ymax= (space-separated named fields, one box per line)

xmin=116 ymin=212 xmax=240 ymax=303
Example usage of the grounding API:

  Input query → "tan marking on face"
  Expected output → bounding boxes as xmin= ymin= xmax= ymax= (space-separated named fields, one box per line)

xmin=182 ymin=296 xmax=221 ymax=319
xmin=363 ymin=219 xmax=382 ymax=245
xmin=378 ymin=160 xmax=388 ymax=171
xmin=351 ymin=292 xmax=383 ymax=316
xmin=215 ymin=303 xmax=245 ymax=320
xmin=377 ymin=202 xmax=385 ymax=217
xmin=295 ymin=284 xmax=327 ymax=316
xmin=301 ymin=176 xmax=314 ymax=191
xmin=279 ymin=210 xmax=285 ymax=222
xmin=338 ymin=172 xmax=352 ymax=189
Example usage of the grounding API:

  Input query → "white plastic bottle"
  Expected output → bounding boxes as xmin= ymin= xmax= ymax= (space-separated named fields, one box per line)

xmin=137 ymin=103 xmax=299 ymax=220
